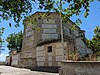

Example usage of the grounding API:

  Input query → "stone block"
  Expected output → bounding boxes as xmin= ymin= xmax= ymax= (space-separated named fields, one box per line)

xmin=56 ymin=48 xmax=62 ymax=55
xmin=37 ymin=56 xmax=45 ymax=61
xmin=37 ymin=62 xmax=44 ymax=66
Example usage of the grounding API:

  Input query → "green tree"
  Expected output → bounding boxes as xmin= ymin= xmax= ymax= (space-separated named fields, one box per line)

xmin=0 ymin=0 xmax=98 ymax=27
xmin=6 ymin=31 xmax=23 ymax=53
xmin=0 ymin=0 xmax=34 ymax=27
xmin=87 ymin=26 xmax=100 ymax=54
xmin=0 ymin=27 xmax=5 ymax=53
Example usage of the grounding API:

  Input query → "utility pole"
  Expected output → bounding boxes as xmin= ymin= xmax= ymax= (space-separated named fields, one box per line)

xmin=60 ymin=0 xmax=65 ymax=60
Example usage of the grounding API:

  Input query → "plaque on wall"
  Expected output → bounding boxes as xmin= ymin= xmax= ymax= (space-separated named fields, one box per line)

xmin=42 ymin=24 xmax=57 ymax=28
xmin=42 ymin=34 xmax=58 ymax=40
xmin=43 ymin=29 xmax=56 ymax=33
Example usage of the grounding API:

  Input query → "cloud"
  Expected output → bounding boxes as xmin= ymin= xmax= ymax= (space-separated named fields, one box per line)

xmin=0 ymin=53 xmax=9 ymax=61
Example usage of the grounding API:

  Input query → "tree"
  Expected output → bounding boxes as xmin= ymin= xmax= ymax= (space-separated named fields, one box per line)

xmin=0 ymin=0 xmax=98 ymax=27
xmin=0 ymin=27 xmax=5 ymax=53
xmin=87 ymin=26 xmax=100 ymax=55
xmin=39 ymin=0 xmax=93 ymax=23
xmin=0 ymin=0 xmax=34 ymax=27
xmin=6 ymin=31 xmax=23 ymax=53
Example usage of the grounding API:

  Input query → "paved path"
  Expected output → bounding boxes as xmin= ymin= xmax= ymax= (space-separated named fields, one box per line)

xmin=0 ymin=66 xmax=59 ymax=75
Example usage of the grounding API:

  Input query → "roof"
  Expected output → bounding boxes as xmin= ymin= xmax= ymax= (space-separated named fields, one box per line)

xmin=36 ymin=35 xmax=73 ymax=46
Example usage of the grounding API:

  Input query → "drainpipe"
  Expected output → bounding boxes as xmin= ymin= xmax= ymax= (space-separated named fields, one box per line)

xmin=60 ymin=0 xmax=65 ymax=60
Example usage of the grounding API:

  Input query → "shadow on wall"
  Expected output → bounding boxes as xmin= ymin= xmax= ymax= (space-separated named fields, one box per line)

xmin=31 ymin=66 xmax=60 ymax=73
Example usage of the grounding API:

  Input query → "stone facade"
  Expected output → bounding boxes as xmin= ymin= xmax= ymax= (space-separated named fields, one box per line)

xmin=5 ymin=12 xmax=93 ymax=68
xmin=21 ymin=12 xmax=61 ymax=68
xmin=36 ymin=41 xmax=69 ymax=67
xmin=20 ymin=12 xmax=92 ymax=68
xmin=36 ymin=39 xmax=92 ymax=67
xmin=6 ymin=49 xmax=17 ymax=66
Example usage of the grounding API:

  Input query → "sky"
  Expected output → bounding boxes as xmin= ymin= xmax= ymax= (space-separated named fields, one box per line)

xmin=0 ymin=0 xmax=100 ymax=61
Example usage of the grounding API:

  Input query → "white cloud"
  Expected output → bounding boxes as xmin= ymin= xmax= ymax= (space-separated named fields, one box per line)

xmin=0 ymin=53 xmax=9 ymax=61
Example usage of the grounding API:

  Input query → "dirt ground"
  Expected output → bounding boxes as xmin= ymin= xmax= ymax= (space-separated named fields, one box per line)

xmin=0 ymin=66 xmax=59 ymax=75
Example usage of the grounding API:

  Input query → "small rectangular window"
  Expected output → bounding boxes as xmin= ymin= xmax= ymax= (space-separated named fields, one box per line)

xmin=47 ymin=46 xmax=52 ymax=53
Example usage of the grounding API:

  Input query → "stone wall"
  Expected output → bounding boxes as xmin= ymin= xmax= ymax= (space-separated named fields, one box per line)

xmin=21 ymin=12 xmax=61 ymax=68
xmin=6 ymin=56 xmax=10 ymax=65
xmin=20 ymin=58 xmax=36 ymax=68
xmin=36 ymin=42 xmax=69 ymax=67
xmin=60 ymin=61 xmax=100 ymax=75
xmin=11 ymin=53 xmax=20 ymax=67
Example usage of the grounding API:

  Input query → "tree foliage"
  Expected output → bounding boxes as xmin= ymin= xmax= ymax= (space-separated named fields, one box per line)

xmin=39 ymin=0 xmax=92 ymax=17
xmin=0 ymin=27 xmax=4 ymax=42
xmin=0 ymin=0 xmax=33 ymax=27
xmin=0 ymin=27 xmax=5 ymax=52
xmin=0 ymin=0 xmax=98 ymax=27
xmin=87 ymin=26 xmax=100 ymax=54
xmin=6 ymin=31 xmax=23 ymax=53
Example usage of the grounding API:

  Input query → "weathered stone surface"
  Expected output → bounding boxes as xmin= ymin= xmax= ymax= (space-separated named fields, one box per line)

xmin=36 ymin=46 xmax=44 ymax=51
xmin=21 ymin=12 xmax=92 ymax=68
xmin=25 ymin=31 xmax=33 ymax=37
xmin=56 ymin=43 xmax=62 ymax=48
xmin=56 ymin=43 xmax=66 ymax=48
xmin=36 ymin=50 xmax=45 ymax=56
xmin=24 ymin=52 xmax=32 ymax=58
xmin=42 ymin=24 xmax=57 ymax=28
xmin=60 ymin=61 xmax=100 ymax=75
xmin=37 ymin=56 xmax=45 ymax=61
xmin=48 ymin=61 xmax=52 ymax=66
xmin=48 ymin=56 xmax=52 ymax=61
xmin=21 ymin=12 xmax=61 ymax=68
xmin=43 ymin=19 xmax=55 ymax=24
xmin=6 ymin=56 xmax=10 ymax=64
xmin=56 ymin=48 xmax=62 ymax=55
xmin=56 ymin=55 xmax=62 ymax=61
xmin=43 ymin=29 xmax=56 ymax=33
xmin=42 ymin=34 xmax=58 ymax=40
xmin=36 ymin=42 xmax=65 ymax=66
xmin=37 ymin=62 xmax=44 ymax=66
xmin=57 ymin=62 xmax=61 ymax=66
xmin=11 ymin=53 xmax=20 ymax=66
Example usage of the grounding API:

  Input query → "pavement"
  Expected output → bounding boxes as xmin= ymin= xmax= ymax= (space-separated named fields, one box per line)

xmin=0 ymin=66 xmax=59 ymax=75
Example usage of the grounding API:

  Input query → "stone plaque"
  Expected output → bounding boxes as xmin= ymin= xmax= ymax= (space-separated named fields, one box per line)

xmin=42 ymin=34 xmax=58 ymax=40
xmin=43 ymin=29 xmax=56 ymax=33
xmin=42 ymin=24 xmax=57 ymax=28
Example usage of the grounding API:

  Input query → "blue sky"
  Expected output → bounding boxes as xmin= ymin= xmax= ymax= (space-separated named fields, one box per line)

xmin=0 ymin=0 xmax=100 ymax=61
